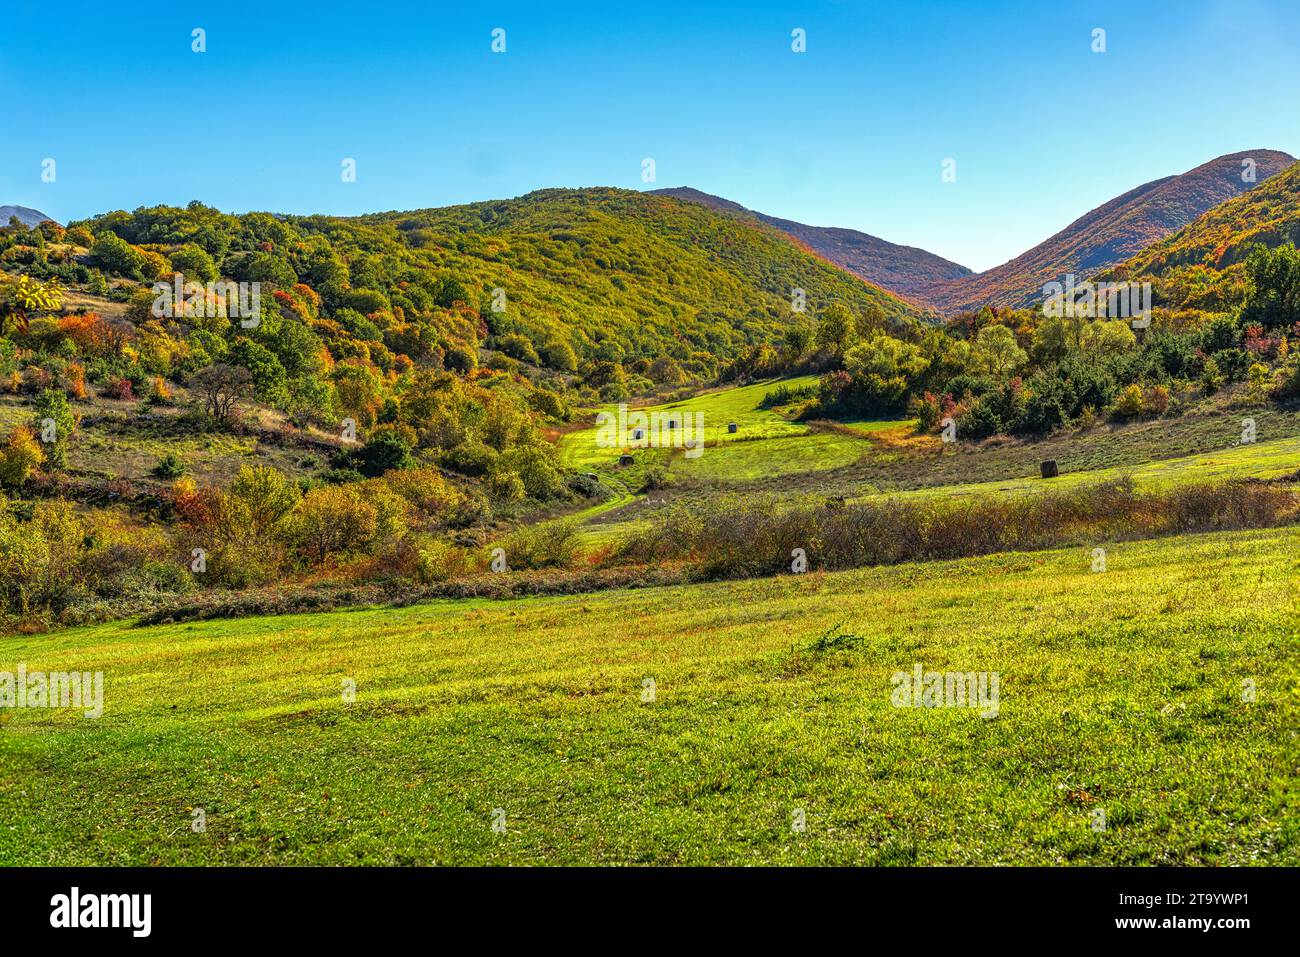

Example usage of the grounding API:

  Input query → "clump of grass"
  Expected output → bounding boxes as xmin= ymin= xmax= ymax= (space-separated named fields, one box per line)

xmin=805 ymin=621 xmax=864 ymax=653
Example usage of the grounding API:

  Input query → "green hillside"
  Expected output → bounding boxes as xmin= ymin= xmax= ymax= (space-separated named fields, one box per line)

xmin=1103 ymin=160 xmax=1300 ymax=313
xmin=63 ymin=187 xmax=918 ymax=387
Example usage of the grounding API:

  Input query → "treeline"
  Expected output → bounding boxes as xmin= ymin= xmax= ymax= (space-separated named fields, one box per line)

xmin=779 ymin=244 xmax=1300 ymax=439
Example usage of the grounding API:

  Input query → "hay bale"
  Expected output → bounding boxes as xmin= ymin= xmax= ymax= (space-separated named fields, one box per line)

xmin=1040 ymin=460 xmax=1059 ymax=479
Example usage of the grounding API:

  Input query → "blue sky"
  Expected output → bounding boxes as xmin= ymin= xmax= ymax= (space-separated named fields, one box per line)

xmin=3 ymin=0 xmax=1297 ymax=271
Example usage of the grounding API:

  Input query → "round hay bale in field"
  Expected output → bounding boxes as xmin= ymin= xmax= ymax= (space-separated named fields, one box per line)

xmin=1040 ymin=460 xmax=1059 ymax=479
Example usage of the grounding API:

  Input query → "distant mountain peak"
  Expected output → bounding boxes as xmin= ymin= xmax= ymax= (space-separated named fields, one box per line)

xmin=651 ymin=187 xmax=972 ymax=303
xmin=0 ymin=205 xmax=59 ymax=228
xmin=918 ymin=149 xmax=1297 ymax=315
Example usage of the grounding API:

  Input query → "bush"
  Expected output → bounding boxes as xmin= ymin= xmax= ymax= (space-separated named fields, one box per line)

xmin=1201 ymin=356 xmax=1224 ymax=395
xmin=442 ymin=440 xmax=497 ymax=477
xmin=760 ymin=382 xmax=818 ymax=409
xmin=354 ymin=430 xmax=414 ymax=477
xmin=103 ymin=377 xmax=135 ymax=401
xmin=443 ymin=344 xmax=477 ymax=374
xmin=415 ymin=538 xmax=476 ymax=582
xmin=152 ymin=453 xmax=186 ymax=480
xmin=1113 ymin=383 xmax=1145 ymax=419
xmin=0 ymin=427 xmax=43 ymax=487
xmin=494 ymin=445 xmax=565 ymax=499
xmin=499 ymin=519 xmax=580 ymax=570
xmin=289 ymin=485 xmax=378 ymax=564
xmin=32 ymin=388 xmax=76 ymax=468
xmin=1144 ymin=383 xmax=1171 ymax=416
xmin=498 ymin=332 xmax=540 ymax=364
xmin=487 ymin=469 xmax=525 ymax=501
xmin=955 ymin=396 xmax=1002 ymax=439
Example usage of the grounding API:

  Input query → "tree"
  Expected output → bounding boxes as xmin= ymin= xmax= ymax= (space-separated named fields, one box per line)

xmin=974 ymin=324 xmax=1027 ymax=377
xmin=1079 ymin=319 xmax=1136 ymax=357
xmin=90 ymin=231 xmax=143 ymax=277
xmin=32 ymin=389 xmax=76 ymax=469
xmin=856 ymin=302 xmax=888 ymax=338
xmin=0 ymin=427 xmax=43 ymax=487
xmin=190 ymin=364 xmax=252 ymax=425
xmin=168 ymin=243 xmax=218 ymax=283
xmin=1243 ymin=242 xmax=1300 ymax=329
xmin=230 ymin=337 xmax=289 ymax=406
xmin=842 ymin=334 xmax=930 ymax=410
xmin=815 ymin=303 xmax=857 ymax=356
xmin=784 ymin=325 xmax=813 ymax=359
xmin=225 ymin=465 xmax=300 ymax=539
xmin=290 ymin=486 xmax=377 ymax=564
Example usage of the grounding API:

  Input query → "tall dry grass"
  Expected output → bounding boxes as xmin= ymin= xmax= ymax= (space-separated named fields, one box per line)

xmin=612 ymin=477 xmax=1300 ymax=578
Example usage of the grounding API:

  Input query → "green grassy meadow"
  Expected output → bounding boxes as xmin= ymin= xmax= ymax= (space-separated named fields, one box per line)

xmin=561 ymin=377 xmax=1300 ymax=545
xmin=1 ymin=526 xmax=1296 ymax=865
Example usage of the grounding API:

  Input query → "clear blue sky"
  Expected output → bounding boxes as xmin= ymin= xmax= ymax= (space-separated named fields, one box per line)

xmin=3 ymin=0 xmax=1297 ymax=271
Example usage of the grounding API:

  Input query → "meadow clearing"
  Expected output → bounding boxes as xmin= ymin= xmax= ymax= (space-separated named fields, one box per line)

xmin=0 ymin=524 xmax=1295 ymax=865
xmin=560 ymin=377 xmax=1300 ymax=544
xmin=1 ymin=376 xmax=1297 ymax=866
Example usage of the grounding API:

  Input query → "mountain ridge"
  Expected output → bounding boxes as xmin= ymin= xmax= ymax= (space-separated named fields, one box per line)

xmin=650 ymin=186 xmax=973 ymax=304
xmin=0 ymin=205 xmax=57 ymax=228
xmin=919 ymin=149 xmax=1296 ymax=314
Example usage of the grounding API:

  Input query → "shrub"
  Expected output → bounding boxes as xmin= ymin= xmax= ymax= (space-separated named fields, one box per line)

xmin=152 ymin=453 xmax=186 ymax=480
xmin=32 ymin=388 xmax=76 ymax=468
xmin=289 ymin=485 xmax=378 ymax=564
xmin=760 ymin=382 xmax=818 ymax=409
xmin=1201 ymin=356 xmax=1224 ymax=395
xmin=1113 ymin=383 xmax=1145 ymax=419
xmin=909 ymin=392 xmax=943 ymax=434
xmin=614 ymin=479 xmax=1299 ymax=580
xmin=498 ymin=332 xmax=540 ymax=364
xmin=1144 ymin=384 xmax=1171 ymax=416
xmin=444 ymin=344 xmax=477 ymax=375
xmin=955 ymin=396 xmax=1002 ymax=439
xmin=494 ymin=445 xmax=565 ymax=499
xmin=415 ymin=538 xmax=476 ymax=582
xmin=103 ymin=377 xmax=135 ymax=401
xmin=499 ymin=519 xmax=580 ymax=570
xmin=385 ymin=467 xmax=464 ymax=521
xmin=487 ymin=469 xmax=526 ymax=501
xmin=441 ymin=440 xmax=497 ymax=477
xmin=0 ymin=427 xmax=43 ymax=487
xmin=354 ymin=429 xmax=414 ymax=477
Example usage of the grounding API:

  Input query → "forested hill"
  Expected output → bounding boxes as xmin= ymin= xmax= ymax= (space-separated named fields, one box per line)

xmin=650 ymin=186 xmax=973 ymax=300
xmin=344 ymin=187 xmax=921 ymax=356
xmin=68 ymin=186 xmax=918 ymax=392
xmin=1101 ymin=159 xmax=1300 ymax=313
xmin=921 ymin=149 xmax=1295 ymax=314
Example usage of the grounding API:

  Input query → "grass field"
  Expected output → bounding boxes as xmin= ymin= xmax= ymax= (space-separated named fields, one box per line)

xmin=2 ymin=525 xmax=1295 ymax=865
xmin=563 ymin=378 xmax=1300 ymax=544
